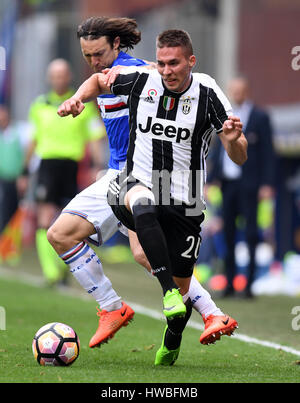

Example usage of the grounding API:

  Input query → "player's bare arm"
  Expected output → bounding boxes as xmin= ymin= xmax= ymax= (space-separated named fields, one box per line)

xmin=219 ymin=115 xmax=248 ymax=165
xmin=57 ymin=73 xmax=111 ymax=117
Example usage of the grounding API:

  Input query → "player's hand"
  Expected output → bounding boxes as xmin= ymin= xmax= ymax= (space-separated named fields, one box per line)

xmin=143 ymin=60 xmax=157 ymax=69
xmin=222 ymin=116 xmax=243 ymax=142
xmin=57 ymin=97 xmax=85 ymax=118
xmin=101 ymin=65 xmax=123 ymax=87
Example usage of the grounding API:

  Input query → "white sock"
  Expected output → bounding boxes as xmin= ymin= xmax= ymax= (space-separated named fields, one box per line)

xmin=185 ymin=275 xmax=224 ymax=319
xmin=60 ymin=242 xmax=122 ymax=311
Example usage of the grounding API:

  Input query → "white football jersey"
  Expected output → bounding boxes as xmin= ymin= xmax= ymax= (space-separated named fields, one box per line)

xmin=111 ymin=68 xmax=232 ymax=207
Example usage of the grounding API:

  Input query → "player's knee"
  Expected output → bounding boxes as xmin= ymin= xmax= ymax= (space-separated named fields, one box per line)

xmin=47 ymin=213 xmax=93 ymax=253
xmin=132 ymin=204 xmax=156 ymax=229
xmin=130 ymin=191 xmax=156 ymax=228
xmin=46 ymin=224 xmax=64 ymax=250
xmin=129 ymin=189 xmax=155 ymax=212
xmin=47 ymin=221 xmax=76 ymax=254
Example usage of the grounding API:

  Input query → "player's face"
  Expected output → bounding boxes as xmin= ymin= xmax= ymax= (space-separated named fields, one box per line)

xmin=80 ymin=36 xmax=120 ymax=72
xmin=156 ymin=46 xmax=196 ymax=93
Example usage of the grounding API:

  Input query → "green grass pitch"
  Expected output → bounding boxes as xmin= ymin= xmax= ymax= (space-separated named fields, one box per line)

xmin=1 ymin=274 xmax=300 ymax=383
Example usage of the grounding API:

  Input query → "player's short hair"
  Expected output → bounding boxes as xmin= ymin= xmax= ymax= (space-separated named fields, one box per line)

xmin=156 ymin=29 xmax=194 ymax=56
xmin=77 ymin=16 xmax=141 ymax=50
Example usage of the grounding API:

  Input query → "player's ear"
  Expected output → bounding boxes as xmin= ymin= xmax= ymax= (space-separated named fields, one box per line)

xmin=113 ymin=36 xmax=120 ymax=50
xmin=189 ymin=55 xmax=196 ymax=68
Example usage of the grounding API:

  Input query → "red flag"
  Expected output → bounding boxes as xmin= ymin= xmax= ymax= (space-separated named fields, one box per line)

xmin=0 ymin=207 xmax=26 ymax=264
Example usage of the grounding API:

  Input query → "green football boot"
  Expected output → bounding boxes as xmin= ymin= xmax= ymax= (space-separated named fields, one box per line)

xmin=155 ymin=326 xmax=180 ymax=366
xmin=163 ymin=288 xmax=186 ymax=320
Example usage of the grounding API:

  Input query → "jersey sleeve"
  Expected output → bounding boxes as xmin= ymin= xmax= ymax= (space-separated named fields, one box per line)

xmin=196 ymin=73 xmax=233 ymax=134
xmin=208 ymin=87 xmax=232 ymax=133
xmin=110 ymin=67 xmax=142 ymax=96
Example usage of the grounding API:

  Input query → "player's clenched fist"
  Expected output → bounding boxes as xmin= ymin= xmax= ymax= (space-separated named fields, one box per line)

xmin=57 ymin=97 xmax=85 ymax=118
xmin=222 ymin=115 xmax=243 ymax=142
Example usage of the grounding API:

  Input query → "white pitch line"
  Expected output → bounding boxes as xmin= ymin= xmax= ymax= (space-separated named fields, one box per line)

xmin=128 ymin=301 xmax=300 ymax=358
xmin=1 ymin=267 xmax=300 ymax=358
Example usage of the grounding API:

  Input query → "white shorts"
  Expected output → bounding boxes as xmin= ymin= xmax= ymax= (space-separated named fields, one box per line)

xmin=62 ymin=168 xmax=128 ymax=246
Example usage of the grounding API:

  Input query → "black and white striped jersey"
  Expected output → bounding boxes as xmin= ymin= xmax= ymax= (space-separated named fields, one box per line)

xmin=111 ymin=67 xmax=232 ymax=207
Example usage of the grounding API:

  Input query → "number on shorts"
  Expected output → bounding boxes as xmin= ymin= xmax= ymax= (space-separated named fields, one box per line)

xmin=181 ymin=235 xmax=200 ymax=259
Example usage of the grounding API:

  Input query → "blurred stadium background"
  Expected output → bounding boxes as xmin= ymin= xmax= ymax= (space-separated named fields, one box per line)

xmin=0 ymin=0 xmax=300 ymax=297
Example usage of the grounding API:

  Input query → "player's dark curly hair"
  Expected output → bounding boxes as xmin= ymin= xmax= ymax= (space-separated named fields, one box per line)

xmin=77 ymin=16 xmax=141 ymax=50
xmin=156 ymin=29 xmax=194 ymax=56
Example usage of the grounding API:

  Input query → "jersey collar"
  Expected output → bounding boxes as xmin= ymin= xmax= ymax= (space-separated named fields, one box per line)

xmin=161 ymin=74 xmax=193 ymax=97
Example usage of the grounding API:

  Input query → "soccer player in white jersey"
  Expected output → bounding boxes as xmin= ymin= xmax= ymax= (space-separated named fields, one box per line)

xmin=57 ymin=28 xmax=246 ymax=364
xmin=49 ymin=19 xmax=232 ymax=350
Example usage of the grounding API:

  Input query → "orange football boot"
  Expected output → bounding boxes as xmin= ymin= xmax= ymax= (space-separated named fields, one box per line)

xmin=89 ymin=302 xmax=135 ymax=348
xmin=200 ymin=314 xmax=238 ymax=345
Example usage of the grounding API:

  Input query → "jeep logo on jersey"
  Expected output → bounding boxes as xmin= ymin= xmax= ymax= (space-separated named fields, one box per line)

xmin=138 ymin=116 xmax=191 ymax=143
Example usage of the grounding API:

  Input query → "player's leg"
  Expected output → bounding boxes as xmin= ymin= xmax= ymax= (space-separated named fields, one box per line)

xmin=155 ymin=276 xmax=193 ymax=366
xmin=48 ymin=171 xmax=134 ymax=346
xmin=161 ymin=207 xmax=238 ymax=347
xmin=128 ymin=230 xmax=152 ymax=272
xmin=129 ymin=228 xmax=225 ymax=320
xmin=125 ymin=185 xmax=177 ymax=294
xmin=178 ymin=263 xmax=238 ymax=345
xmin=178 ymin=274 xmax=238 ymax=345
xmin=124 ymin=185 xmax=186 ymax=319
xmin=48 ymin=212 xmax=122 ymax=310
xmin=154 ymin=220 xmax=196 ymax=366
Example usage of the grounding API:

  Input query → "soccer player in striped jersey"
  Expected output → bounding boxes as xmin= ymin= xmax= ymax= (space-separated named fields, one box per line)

xmin=50 ymin=20 xmax=230 ymax=351
xmin=50 ymin=19 xmax=226 ymax=350
xmin=57 ymin=28 xmax=246 ymax=364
